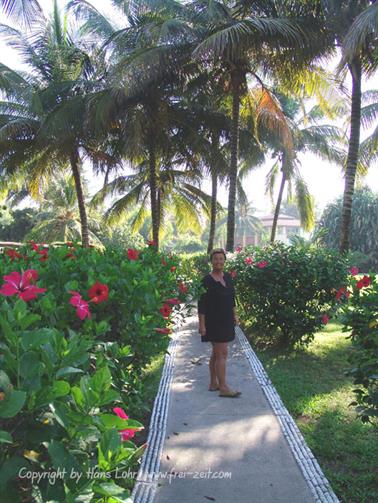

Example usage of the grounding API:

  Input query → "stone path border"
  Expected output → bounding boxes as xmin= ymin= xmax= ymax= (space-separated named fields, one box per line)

xmin=130 ymin=319 xmax=340 ymax=503
xmin=235 ymin=325 xmax=340 ymax=503
xmin=130 ymin=321 xmax=183 ymax=503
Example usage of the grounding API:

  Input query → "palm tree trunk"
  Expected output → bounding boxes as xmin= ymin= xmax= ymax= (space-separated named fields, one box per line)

xmin=148 ymin=135 xmax=159 ymax=248
xmin=157 ymin=187 xmax=162 ymax=239
xmin=207 ymin=134 xmax=219 ymax=254
xmin=271 ymin=160 xmax=287 ymax=243
xmin=340 ymin=58 xmax=362 ymax=253
xmin=70 ymin=149 xmax=89 ymax=248
xmin=226 ymin=69 xmax=242 ymax=252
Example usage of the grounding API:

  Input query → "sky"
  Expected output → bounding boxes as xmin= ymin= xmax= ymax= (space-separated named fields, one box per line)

xmin=0 ymin=0 xmax=377 ymax=218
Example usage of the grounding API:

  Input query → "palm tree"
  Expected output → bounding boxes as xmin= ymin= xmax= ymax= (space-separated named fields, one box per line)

xmin=318 ymin=0 xmax=377 ymax=253
xmin=69 ymin=0 xmax=198 ymax=249
xmin=0 ymin=1 xmax=119 ymax=247
xmin=0 ymin=0 xmax=43 ymax=26
xmin=25 ymin=170 xmax=104 ymax=245
xmin=263 ymin=94 xmax=347 ymax=242
xmin=359 ymin=90 xmax=378 ymax=168
xmin=89 ymin=156 xmax=214 ymax=242
xmin=190 ymin=0 xmax=329 ymax=251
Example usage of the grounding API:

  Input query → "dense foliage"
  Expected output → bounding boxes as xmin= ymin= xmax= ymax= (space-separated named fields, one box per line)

xmin=0 ymin=241 xmax=194 ymax=501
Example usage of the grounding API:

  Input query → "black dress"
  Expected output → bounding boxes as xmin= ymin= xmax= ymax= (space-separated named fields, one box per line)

xmin=197 ymin=271 xmax=236 ymax=343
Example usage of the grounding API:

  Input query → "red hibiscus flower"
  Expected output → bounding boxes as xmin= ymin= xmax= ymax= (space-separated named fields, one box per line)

xmin=356 ymin=275 xmax=372 ymax=289
xmin=235 ymin=246 xmax=243 ymax=252
xmin=88 ymin=281 xmax=109 ymax=304
xmin=321 ymin=314 xmax=330 ymax=325
xmin=155 ymin=327 xmax=172 ymax=334
xmin=113 ymin=407 xmax=144 ymax=441
xmin=161 ymin=258 xmax=167 ymax=266
xmin=230 ymin=270 xmax=237 ymax=278
xmin=256 ymin=260 xmax=268 ymax=269
xmin=65 ymin=252 xmax=76 ymax=260
xmin=170 ymin=266 xmax=176 ymax=272
xmin=38 ymin=249 xmax=48 ymax=262
xmin=349 ymin=266 xmax=359 ymax=276
xmin=4 ymin=248 xmax=22 ymax=261
xmin=159 ymin=303 xmax=172 ymax=318
xmin=127 ymin=248 xmax=139 ymax=260
xmin=244 ymin=257 xmax=253 ymax=265
xmin=0 ymin=269 xmax=46 ymax=301
xmin=178 ymin=282 xmax=188 ymax=294
xmin=69 ymin=291 xmax=91 ymax=320
xmin=335 ymin=286 xmax=350 ymax=300
xmin=165 ymin=298 xmax=180 ymax=305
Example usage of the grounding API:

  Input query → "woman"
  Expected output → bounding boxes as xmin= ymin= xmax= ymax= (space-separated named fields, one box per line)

xmin=197 ymin=248 xmax=242 ymax=398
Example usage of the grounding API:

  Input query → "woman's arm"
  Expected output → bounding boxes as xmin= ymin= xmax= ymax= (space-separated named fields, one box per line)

xmin=198 ymin=277 xmax=207 ymax=334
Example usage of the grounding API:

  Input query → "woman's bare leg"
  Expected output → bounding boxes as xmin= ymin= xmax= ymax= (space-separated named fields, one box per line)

xmin=209 ymin=343 xmax=218 ymax=388
xmin=213 ymin=342 xmax=232 ymax=393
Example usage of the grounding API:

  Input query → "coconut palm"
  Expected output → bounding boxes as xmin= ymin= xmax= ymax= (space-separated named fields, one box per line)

xmin=68 ymin=0 xmax=199 ymax=249
xmin=0 ymin=1 xmax=120 ymax=247
xmin=317 ymin=0 xmax=378 ymax=253
xmin=357 ymin=89 xmax=378 ymax=169
xmin=89 ymin=155 xmax=215 ymax=242
xmin=342 ymin=1 xmax=378 ymax=71
xmin=263 ymin=93 xmax=347 ymax=242
xmin=190 ymin=0 xmax=329 ymax=251
xmin=0 ymin=0 xmax=43 ymax=26
xmin=25 ymin=170 xmax=104 ymax=245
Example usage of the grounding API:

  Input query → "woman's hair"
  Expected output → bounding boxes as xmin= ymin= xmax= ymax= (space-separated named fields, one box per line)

xmin=209 ymin=248 xmax=227 ymax=261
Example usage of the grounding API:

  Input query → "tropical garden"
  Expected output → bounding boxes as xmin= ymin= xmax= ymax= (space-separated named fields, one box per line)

xmin=0 ymin=0 xmax=377 ymax=502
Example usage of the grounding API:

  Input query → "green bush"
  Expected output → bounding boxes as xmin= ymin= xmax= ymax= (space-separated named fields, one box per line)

xmin=178 ymin=252 xmax=210 ymax=280
xmin=0 ymin=241 xmax=193 ymax=501
xmin=338 ymin=272 xmax=378 ymax=424
xmin=226 ymin=242 xmax=350 ymax=348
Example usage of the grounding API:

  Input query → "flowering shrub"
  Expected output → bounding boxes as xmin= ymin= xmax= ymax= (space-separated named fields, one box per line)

xmin=337 ymin=271 xmax=378 ymax=424
xmin=0 ymin=240 xmax=192 ymax=500
xmin=226 ymin=242 xmax=350 ymax=348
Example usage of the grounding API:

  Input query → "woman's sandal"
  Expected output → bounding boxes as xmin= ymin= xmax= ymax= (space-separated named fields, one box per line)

xmin=218 ymin=390 xmax=242 ymax=397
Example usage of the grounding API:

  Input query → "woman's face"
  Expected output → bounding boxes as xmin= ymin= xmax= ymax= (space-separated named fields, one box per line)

xmin=211 ymin=252 xmax=225 ymax=270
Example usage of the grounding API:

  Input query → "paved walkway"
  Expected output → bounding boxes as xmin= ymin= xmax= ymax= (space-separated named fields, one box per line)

xmin=131 ymin=315 xmax=339 ymax=503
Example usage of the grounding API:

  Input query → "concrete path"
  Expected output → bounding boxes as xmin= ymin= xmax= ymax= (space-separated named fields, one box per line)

xmin=131 ymin=315 xmax=339 ymax=503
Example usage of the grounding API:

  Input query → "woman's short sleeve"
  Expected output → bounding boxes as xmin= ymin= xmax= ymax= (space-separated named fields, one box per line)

xmin=197 ymin=276 xmax=208 ymax=315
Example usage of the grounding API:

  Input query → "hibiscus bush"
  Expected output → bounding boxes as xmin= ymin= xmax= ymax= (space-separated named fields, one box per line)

xmin=226 ymin=242 xmax=350 ymax=348
xmin=337 ymin=271 xmax=378 ymax=424
xmin=0 ymin=240 xmax=193 ymax=501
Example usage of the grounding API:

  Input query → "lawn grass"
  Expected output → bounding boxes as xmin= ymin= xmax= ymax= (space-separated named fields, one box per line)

xmin=245 ymin=321 xmax=378 ymax=503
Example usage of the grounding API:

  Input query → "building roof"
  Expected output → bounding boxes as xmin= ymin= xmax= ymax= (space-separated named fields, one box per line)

xmin=259 ymin=213 xmax=301 ymax=227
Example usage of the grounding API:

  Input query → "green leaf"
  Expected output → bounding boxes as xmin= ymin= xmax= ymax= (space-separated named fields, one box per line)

xmin=0 ymin=370 xmax=11 ymax=390
xmin=47 ymin=440 xmax=83 ymax=479
xmin=0 ymin=455 xmax=29 ymax=487
xmin=0 ymin=430 xmax=13 ymax=444
xmin=19 ymin=313 xmax=41 ymax=330
xmin=0 ymin=317 xmax=15 ymax=344
xmin=98 ymin=414 xmax=144 ymax=430
xmin=55 ymin=367 xmax=84 ymax=378
xmin=0 ymin=390 xmax=26 ymax=418
xmin=14 ymin=298 xmax=27 ymax=321
xmin=92 ymin=482 xmax=130 ymax=498
xmin=20 ymin=329 xmax=51 ymax=350
xmin=47 ymin=381 xmax=70 ymax=400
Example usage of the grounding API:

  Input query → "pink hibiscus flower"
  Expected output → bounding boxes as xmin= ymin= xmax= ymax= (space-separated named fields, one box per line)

xmin=0 ymin=270 xmax=46 ymax=301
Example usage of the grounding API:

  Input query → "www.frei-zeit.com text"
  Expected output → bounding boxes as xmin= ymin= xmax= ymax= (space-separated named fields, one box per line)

xmin=18 ymin=467 xmax=232 ymax=485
